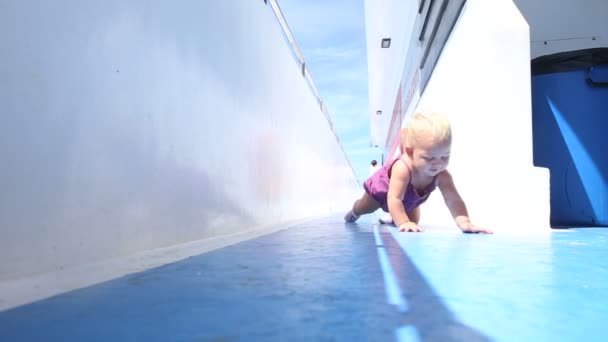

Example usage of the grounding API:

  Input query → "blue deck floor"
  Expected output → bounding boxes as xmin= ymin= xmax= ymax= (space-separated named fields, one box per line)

xmin=1 ymin=216 xmax=607 ymax=341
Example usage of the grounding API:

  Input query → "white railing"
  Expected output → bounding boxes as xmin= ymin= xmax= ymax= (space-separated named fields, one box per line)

xmin=264 ymin=0 xmax=360 ymax=183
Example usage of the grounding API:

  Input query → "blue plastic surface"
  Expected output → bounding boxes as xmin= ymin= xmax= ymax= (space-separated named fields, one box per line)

xmin=1 ymin=216 xmax=607 ymax=341
xmin=532 ymin=66 xmax=608 ymax=225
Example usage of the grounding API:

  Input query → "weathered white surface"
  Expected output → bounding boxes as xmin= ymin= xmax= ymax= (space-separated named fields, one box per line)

xmin=0 ymin=1 xmax=359 ymax=281
xmin=416 ymin=0 xmax=550 ymax=233
xmin=513 ymin=0 xmax=608 ymax=58
xmin=364 ymin=0 xmax=417 ymax=147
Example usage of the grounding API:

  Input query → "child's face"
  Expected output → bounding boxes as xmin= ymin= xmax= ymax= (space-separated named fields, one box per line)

xmin=408 ymin=134 xmax=451 ymax=177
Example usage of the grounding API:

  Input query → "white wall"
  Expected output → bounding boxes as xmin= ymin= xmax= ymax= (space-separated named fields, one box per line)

xmin=513 ymin=0 xmax=608 ymax=58
xmin=364 ymin=0 xmax=418 ymax=147
xmin=0 ymin=0 xmax=359 ymax=280
xmin=414 ymin=0 xmax=550 ymax=233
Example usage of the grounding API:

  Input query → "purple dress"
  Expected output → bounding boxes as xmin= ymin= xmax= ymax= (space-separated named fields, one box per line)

xmin=363 ymin=157 xmax=437 ymax=213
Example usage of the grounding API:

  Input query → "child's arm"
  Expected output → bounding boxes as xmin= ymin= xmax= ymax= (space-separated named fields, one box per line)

xmin=437 ymin=171 xmax=493 ymax=234
xmin=387 ymin=161 xmax=423 ymax=232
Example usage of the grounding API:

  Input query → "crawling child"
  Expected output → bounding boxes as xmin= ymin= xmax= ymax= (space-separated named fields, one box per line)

xmin=345 ymin=112 xmax=492 ymax=234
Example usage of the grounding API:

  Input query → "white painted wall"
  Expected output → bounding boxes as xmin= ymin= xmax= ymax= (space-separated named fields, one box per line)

xmin=364 ymin=0 xmax=418 ymax=147
xmin=0 ymin=0 xmax=359 ymax=280
xmin=415 ymin=0 xmax=550 ymax=233
xmin=513 ymin=0 xmax=608 ymax=58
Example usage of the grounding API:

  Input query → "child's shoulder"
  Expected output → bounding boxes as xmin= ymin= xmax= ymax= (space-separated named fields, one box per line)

xmin=389 ymin=157 xmax=412 ymax=178
xmin=391 ymin=155 xmax=410 ymax=166
xmin=436 ymin=169 xmax=453 ymax=184
xmin=390 ymin=156 xmax=409 ymax=168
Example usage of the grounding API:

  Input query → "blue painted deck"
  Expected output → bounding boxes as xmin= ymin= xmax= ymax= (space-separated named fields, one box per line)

xmin=1 ymin=216 xmax=607 ymax=341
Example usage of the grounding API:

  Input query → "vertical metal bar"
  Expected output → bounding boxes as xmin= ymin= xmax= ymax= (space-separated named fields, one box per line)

xmin=419 ymin=0 xmax=426 ymax=13
xmin=420 ymin=0 xmax=449 ymax=69
xmin=419 ymin=0 xmax=435 ymax=41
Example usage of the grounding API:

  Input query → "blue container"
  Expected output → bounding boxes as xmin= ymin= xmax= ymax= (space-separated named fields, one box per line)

xmin=532 ymin=48 xmax=608 ymax=226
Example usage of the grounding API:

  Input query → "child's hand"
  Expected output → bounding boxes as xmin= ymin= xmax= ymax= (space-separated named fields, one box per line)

xmin=458 ymin=221 xmax=493 ymax=234
xmin=399 ymin=222 xmax=423 ymax=232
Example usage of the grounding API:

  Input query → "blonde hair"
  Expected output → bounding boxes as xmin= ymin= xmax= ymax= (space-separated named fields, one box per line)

xmin=404 ymin=112 xmax=452 ymax=148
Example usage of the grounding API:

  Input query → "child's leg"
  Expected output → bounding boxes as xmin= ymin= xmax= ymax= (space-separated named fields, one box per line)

xmin=345 ymin=192 xmax=381 ymax=222
xmin=353 ymin=193 xmax=381 ymax=215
